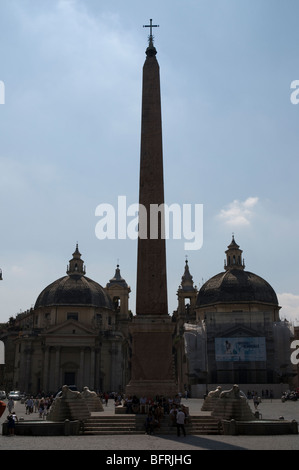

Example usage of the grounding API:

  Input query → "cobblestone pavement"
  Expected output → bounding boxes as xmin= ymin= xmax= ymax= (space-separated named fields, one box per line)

xmin=0 ymin=398 xmax=298 ymax=451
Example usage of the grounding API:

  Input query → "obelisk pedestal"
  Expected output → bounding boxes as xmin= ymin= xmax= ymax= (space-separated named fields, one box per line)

xmin=126 ymin=315 xmax=177 ymax=397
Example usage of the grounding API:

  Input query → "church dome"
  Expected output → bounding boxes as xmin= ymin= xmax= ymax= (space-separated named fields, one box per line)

xmin=196 ymin=237 xmax=278 ymax=308
xmin=197 ymin=269 xmax=278 ymax=307
xmin=34 ymin=245 xmax=113 ymax=310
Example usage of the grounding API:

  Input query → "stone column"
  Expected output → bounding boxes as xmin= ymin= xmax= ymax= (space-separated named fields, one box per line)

xmin=79 ymin=347 xmax=85 ymax=389
xmin=90 ymin=348 xmax=95 ymax=390
xmin=126 ymin=34 xmax=177 ymax=397
xmin=54 ymin=347 xmax=61 ymax=391
xmin=43 ymin=346 xmax=50 ymax=392
xmin=94 ymin=347 xmax=100 ymax=392
xmin=136 ymin=42 xmax=168 ymax=317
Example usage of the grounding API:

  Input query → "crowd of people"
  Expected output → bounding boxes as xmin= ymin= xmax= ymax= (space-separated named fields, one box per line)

xmin=6 ymin=394 xmax=54 ymax=422
xmin=3 ymin=390 xmax=190 ymax=437
xmin=113 ymin=393 xmax=189 ymax=436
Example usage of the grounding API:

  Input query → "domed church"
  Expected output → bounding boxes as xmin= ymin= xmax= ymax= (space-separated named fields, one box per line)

xmin=197 ymin=236 xmax=279 ymax=310
xmin=174 ymin=236 xmax=293 ymax=397
xmin=35 ymin=245 xmax=113 ymax=313
xmin=3 ymin=245 xmax=131 ymax=395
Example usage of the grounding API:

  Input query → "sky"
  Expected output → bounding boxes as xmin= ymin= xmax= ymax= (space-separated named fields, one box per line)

xmin=0 ymin=0 xmax=299 ymax=324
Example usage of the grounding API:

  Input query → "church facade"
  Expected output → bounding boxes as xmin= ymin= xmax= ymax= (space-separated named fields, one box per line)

xmin=173 ymin=236 xmax=294 ymax=397
xmin=0 ymin=245 xmax=131 ymax=395
xmin=0 ymin=241 xmax=295 ymax=398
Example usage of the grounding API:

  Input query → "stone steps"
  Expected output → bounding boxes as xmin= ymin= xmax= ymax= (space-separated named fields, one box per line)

xmin=83 ymin=416 xmax=140 ymax=435
xmin=47 ymin=399 xmax=91 ymax=422
xmin=82 ymin=414 xmax=222 ymax=436
xmin=188 ymin=416 xmax=222 ymax=435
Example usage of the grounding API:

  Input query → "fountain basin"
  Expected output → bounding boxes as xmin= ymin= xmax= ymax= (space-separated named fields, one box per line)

xmin=222 ymin=418 xmax=298 ymax=435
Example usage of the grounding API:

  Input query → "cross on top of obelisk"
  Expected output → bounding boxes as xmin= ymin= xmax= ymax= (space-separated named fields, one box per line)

xmin=143 ymin=18 xmax=159 ymax=44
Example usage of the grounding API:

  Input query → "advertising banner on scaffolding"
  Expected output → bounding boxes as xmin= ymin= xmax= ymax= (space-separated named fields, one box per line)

xmin=215 ymin=337 xmax=266 ymax=362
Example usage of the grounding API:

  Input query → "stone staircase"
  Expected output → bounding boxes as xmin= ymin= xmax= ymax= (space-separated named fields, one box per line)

xmin=47 ymin=397 xmax=90 ymax=422
xmin=83 ymin=415 xmax=141 ymax=435
xmin=187 ymin=416 xmax=223 ymax=435
xmin=82 ymin=414 xmax=222 ymax=436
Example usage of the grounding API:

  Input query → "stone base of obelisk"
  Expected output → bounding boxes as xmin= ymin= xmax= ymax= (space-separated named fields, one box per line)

xmin=126 ymin=315 xmax=178 ymax=397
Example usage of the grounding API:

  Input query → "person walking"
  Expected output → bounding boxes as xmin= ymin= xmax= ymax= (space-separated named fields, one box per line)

xmin=25 ymin=397 xmax=34 ymax=414
xmin=7 ymin=398 xmax=14 ymax=414
xmin=253 ymin=393 xmax=260 ymax=409
xmin=104 ymin=392 xmax=109 ymax=406
xmin=34 ymin=397 xmax=39 ymax=413
xmin=145 ymin=411 xmax=155 ymax=435
xmin=176 ymin=408 xmax=186 ymax=437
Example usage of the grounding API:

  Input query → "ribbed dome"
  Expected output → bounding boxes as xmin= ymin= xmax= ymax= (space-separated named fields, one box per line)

xmin=196 ymin=269 xmax=278 ymax=307
xmin=34 ymin=275 xmax=113 ymax=309
xmin=196 ymin=237 xmax=279 ymax=307
xmin=34 ymin=245 xmax=113 ymax=310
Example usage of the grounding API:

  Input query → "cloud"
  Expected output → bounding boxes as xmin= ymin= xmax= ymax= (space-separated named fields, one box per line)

xmin=278 ymin=293 xmax=299 ymax=325
xmin=217 ymin=197 xmax=259 ymax=226
xmin=10 ymin=266 xmax=25 ymax=275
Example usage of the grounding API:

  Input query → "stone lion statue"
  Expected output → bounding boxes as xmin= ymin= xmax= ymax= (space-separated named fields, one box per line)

xmin=208 ymin=386 xmax=222 ymax=398
xmin=201 ymin=386 xmax=222 ymax=411
xmin=220 ymin=384 xmax=243 ymax=399
xmin=81 ymin=386 xmax=97 ymax=399
xmin=81 ymin=386 xmax=104 ymax=412
xmin=61 ymin=385 xmax=81 ymax=399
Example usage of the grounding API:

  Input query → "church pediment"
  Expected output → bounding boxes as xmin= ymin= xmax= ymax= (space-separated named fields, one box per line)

xmin=41 ymin=320 xmax=96 ymax=337
xmin=107 ymin=284 xmax=124 ymax=290
xmin=217 ymin=324 xmax=261 ymax=338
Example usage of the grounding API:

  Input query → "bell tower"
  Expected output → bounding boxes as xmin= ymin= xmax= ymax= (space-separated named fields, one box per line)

xmin=177 ymin=259 xmax=198 ymax=323
xmin=67 ymin=244 xmax=86 ymax=278
xmin=224 ymin=235 xmax=245 ymax=271
xmin=106 ymin=264 xmax=131 ymax=319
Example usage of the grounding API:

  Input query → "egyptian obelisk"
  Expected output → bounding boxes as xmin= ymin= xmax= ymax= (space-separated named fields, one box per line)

xmin=126 ymin=21 xmax=177 ymax=397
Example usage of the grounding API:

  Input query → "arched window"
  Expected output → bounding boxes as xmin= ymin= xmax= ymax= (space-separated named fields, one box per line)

xmin=113 ymin=296 xmax=121 ymax=312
